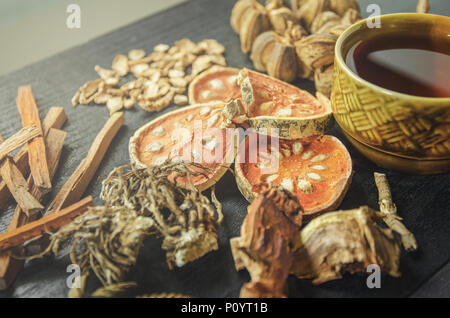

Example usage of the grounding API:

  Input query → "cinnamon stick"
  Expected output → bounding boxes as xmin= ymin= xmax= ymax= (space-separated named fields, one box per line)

xmin=0 ymin=196 xmax=94 ymax=252
xmin=45 ymin=112 xmax=124 ymax=215
xmin=417 ymin=0 xmax=430 ymax=13
xmin=0 ymin=107 xmax=67 ymax=210
xmin=16 ymin=86 xmax=52 ymax=193
xmin=0 ymin=126 xmax=41 ymax=162
xmin=0 ymin=158 xmax=44 ymax=216
xmin=0 ymin=128 xmax=66 ymax=290
xmin=374 ymin=172 xmax=417 ymax=251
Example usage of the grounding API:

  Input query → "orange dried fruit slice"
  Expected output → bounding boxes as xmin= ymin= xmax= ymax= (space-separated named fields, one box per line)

xmin=188 ymin=67 xmax=241 ymax=104
xmin=235 ymin=133 xmax=353 ymax=218
xmin=129 ymin=102 xmax=236 ymax=191
xmin=239 ymin=68 xmax=333 ymax=139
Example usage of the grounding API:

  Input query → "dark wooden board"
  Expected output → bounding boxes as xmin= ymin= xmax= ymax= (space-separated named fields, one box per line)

xmin=0 ymin=0 xmax=449 ymax=298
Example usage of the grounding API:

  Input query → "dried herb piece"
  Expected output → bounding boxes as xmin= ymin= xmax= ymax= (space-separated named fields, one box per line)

xmin=374 ymin=172 xmax=417 ymax=251
xmin=230 ymin=184 xmax=302 ymax=298
xmin=0 ymin=197 xmax=93 ymax=252
xmin=291 ymin=206 xmax=401 ymax=284
xmin=0 ymin=128 xmax=66 ymax=290
xmin=34 ymin=206 xmax=152 ymax=298
xmin=0 ymin=107 xmax=67 ymax=211
xmin=417 ymin=0 xmax=430 ymax=13
xmin=16 ymin=86 xmax=52 ymax=193
xmin=0 ymin=157 xmax=44 ymax=216
xmin=45 ymin=112 xmax=124 ymax=215
xmin=0 ymin=126 xmax=41 ymax=163
xmin=100 ymin=162 xmax=223 ymax=269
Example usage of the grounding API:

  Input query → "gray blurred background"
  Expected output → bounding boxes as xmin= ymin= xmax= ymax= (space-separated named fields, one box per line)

xmin=0 ymin=0 xmax=448 ymax=77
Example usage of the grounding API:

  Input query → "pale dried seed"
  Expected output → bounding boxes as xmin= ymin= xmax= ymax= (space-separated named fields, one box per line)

xmin=131 ymin=64 xmax=150 ymax=77
xmin=174 ymin=95 xmax=188 ymax=105
xmin=152 ymin=125 xmax=166 ymax=137
xmin=192 ymin=55 xmax=212 ymax=75
xmin=168 ymin=69 xmax=185 ymax=78
xmin=297 ymin=178 xmax=314 ymax=194
xmin=144 ymin=83 xmax=160 ymax=100
xmin=209 ymin=54 xmax=227 ymax=66
xmin=72 ymin=90 xmax=81 ymax=106
xmin=256 ymin=90 xmax=271 ymax=99
xmin=107 ymin=97 xmax=123 ymax=115
xmin=199 ymin=39 xmax=225 ymax=55
xmin=281 ymin=178 xmax=294 ymax=192
xmin=306 ymin=172 xmax=322 ymax=181
xmin=311 ymin=154 xmax=329 ymax=162
xmin=124 ymin=98 xmax=135 ymax=109
xmin=94 ymin=93 xmax=110 ymax=104
xmin=277 ymin=108 xmax=292 ymax=117
xmin=112 ymin=55 xmax=129 ymax=76
xmin=266 ymin=174 xmax=279 ymax=184
xmin=302 ymin=150 xmax=315 ymax=160
xmin=281 ymin=149 xmax=291 ymax=158
xmin=199 ymin=107 xmax=211 ymax=116
xmin=146 ymin=142 xmax=164 ymax=153
xmin=104 ymin=77 xmax=120 ymax=86
xmin=154 ymin=156 xmax=169 ymax=165
xmin=228 ymin=75 xmax=238 ymax=86
xmin=95 ymin=65 xmax=116 ymax=80
xmin=309 ymin=164 xmax=328 ymax=171
xmin=260 ymin=101 xmax=274 ymax=112
xmin=169 ymin=77 xmax=188 ymax=88
xmin=292 ymin=142 xmax=304 ymax=155
xmin=203 ymin=137 xmax=217 ymax=151
xmin=158 ymin=83 xmax=171 ymax=96
xmin=128 ymin=49 xmax=146 ymax=61
xmin=154 ymin=44 xmax=170 ymax=53
xmin=208 ymin=79 xmax=226 ymax=90
xmin=207 ymin=114 xmax=219 ymax=128
xmin=200 ymin=90 xmax=219 ymax=100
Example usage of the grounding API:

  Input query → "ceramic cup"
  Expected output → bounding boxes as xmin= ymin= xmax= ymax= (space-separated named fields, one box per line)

xmin=332 ymin=13 xmax=450 ymax=174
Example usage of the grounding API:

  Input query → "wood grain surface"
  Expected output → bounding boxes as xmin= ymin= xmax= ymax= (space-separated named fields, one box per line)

xmin=0 ymin=0 xmax=449 ymax=298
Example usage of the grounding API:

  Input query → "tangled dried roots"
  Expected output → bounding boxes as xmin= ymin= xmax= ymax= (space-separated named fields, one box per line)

xmin=37 ymin=206 xmax=154 ymax=297
xmin=100 ymin=162 xmax=224 ymax=269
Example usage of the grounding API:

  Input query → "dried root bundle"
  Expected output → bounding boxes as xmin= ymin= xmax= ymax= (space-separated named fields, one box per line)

xmin=100 ymin=162 xmax=223 ymax=269
xmin=33 ymin=206 xmax=153 ymax=298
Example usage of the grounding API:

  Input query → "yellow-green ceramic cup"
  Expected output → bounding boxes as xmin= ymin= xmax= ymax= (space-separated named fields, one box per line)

xmin=332 ymin=13 xmax=450 ymax=174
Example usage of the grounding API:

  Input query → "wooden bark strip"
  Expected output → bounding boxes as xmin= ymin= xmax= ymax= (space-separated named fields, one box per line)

xmin=0 ymin=128 xmax=66 ymax=290
xmin=0 ymin=126 xmax=41 ymax=162
xmin=374 ymin=172 xmax=418 ymax=251
xmin=45 ymin=112 xmax=124 ymax=215
xmin=0 ymin=158 xmax=44 ymax=216
xmin=0 ymin=196 xmax=94 ymax=252
xmin=0 ymin=107 xmax=67 ymax=211
xmin=16 ymin=85 xmax=52 ymax=193
xmin=417 ymin=0 xmax=430 ymax=13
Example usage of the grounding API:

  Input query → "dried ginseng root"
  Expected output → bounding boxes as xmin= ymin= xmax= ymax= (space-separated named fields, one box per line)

xmin=230 ymin=184 xmax=302 ymax=298
xmin=188 ymin=67 xmax=241 ymax=104
xmin=129 ymin=102 xmax=236 ymax=191
xmin=235 ymin=133 xmax=352 ymax=218
xmin=290 ymin=206 xmax=402 ymax=284
xmin=100 ymin=162 xmax=224 ymax=269
xmin=238 ymin=68 xmax=333 ymax=139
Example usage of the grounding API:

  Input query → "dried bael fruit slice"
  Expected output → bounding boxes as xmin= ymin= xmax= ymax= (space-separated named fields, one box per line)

xmin=129 ymin=103 xmax=236 ymax=191
xmin=239 ymin=68 xmax=333 ymax=139
xmin=235 ymin=133 xmax=352 ymax=217
xmin=188 ymin=67 xmax=241 ymax=104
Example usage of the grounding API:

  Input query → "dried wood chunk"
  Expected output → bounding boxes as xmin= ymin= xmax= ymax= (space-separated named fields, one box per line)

xmin=291 ymin=206 xmax=401 ymax=284
xmin=231 ymin=185 xmax=302 ymax=298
